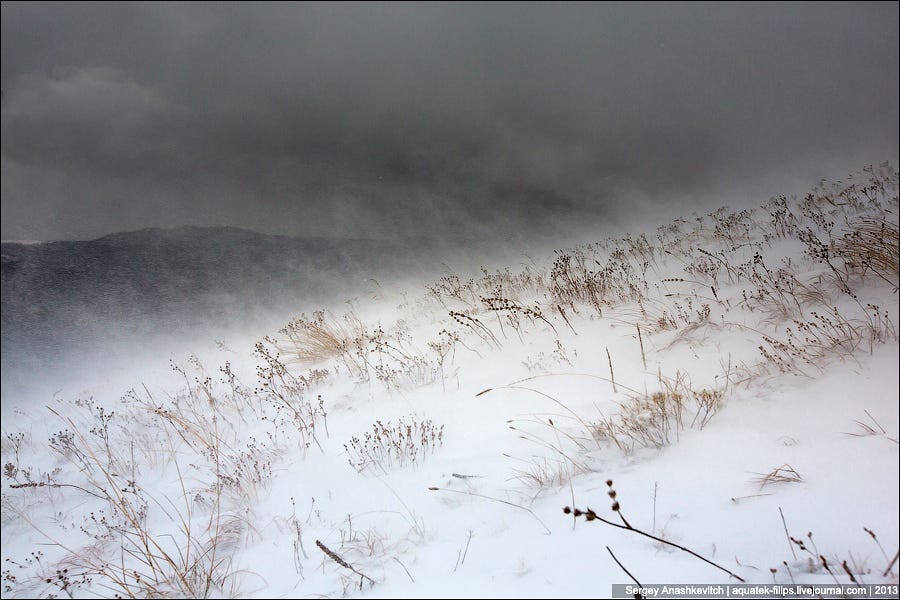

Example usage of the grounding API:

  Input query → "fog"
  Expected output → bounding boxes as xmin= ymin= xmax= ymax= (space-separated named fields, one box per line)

xmin=2 ymin=2 xmax=898 ymax=408
xmin=3 ymin=3 xmax=897 ymax=243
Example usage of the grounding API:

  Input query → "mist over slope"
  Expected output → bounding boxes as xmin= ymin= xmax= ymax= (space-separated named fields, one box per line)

xmin=1 ymin=164 xmax=897 ymax=599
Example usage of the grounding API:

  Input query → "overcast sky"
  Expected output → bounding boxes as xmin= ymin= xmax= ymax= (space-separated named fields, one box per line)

xmin=2 ymin=2 xmax=898 ymax=242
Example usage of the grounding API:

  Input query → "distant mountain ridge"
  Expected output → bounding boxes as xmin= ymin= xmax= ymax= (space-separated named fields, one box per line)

xmin=1 ymin=225 xmax=419 ymax=329
xmin=3 ymin=226 xmax=379 ymax=308
xmin=1 ymin=226 xmax=422 ymax=400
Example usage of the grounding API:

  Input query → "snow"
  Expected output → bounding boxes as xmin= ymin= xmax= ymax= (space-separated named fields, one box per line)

xmin=2 ymin=167 xmax=898 ymax=598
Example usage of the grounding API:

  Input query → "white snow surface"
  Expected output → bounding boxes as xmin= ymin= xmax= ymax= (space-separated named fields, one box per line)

xmin=2 ymin=168 xmax=898 ymax=598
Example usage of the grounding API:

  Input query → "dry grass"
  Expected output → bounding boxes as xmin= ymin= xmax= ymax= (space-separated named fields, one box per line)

xmin=1 ymin=357 xmax=283 ymax=598
xmin=3 ymin=416 xmax=246 ymax=598
xmin=834 ymin=216 xmax=900 ymax=287
xmin=843 ymin=410 xmax=898 ymax=444
xmin=509 ymin=456 xmax=576 ymax=489
xmin=752 ymin=464 xmax=804 ymax=490
xmin=757 ymin=304 xmax=896 ymax=376
xmin=278 ymin=310 xmax=367 ymax=366
xmin=344 ymin=415 xmax=444 ymax=474
xmin=505 ymin=415 xmax=594 ymax=493
xmin=592 ymin=370 xmax=726 ymax=453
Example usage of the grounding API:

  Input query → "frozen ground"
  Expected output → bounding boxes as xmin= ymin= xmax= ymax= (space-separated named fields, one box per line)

xmin=2 ymin=165 xmax=898 ymax=598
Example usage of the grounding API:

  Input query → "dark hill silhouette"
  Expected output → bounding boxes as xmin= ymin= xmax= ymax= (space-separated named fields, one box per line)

xmin=1 ymin=226 xmax=426 ymax=402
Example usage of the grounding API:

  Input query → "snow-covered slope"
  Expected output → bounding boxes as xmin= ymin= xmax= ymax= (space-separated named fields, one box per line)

xmin=2 ymin=165 xmax=898 ymax=598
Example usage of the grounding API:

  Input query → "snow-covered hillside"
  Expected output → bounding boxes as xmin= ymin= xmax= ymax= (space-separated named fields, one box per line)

xmin=2 ymin=165 xmax=898 ymax=598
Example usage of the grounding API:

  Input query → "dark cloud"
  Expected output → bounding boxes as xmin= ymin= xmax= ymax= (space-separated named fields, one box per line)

xmin=2 ymin=2 xmax=898 ymax=242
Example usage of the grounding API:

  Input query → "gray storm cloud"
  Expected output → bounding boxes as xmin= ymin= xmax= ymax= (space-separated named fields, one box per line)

xmin=2 ymin=1 xmax=898 ymax=242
